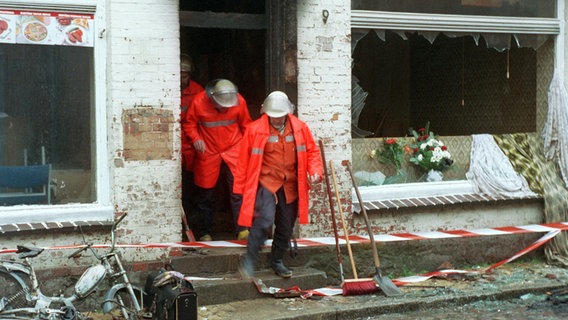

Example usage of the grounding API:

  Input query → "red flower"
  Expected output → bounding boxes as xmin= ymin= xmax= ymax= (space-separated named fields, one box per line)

xmin=441 ymin=146 xmax=448 ymax=151
xmin=413 ymin=148 xmax=418 ymax=153
xmin=423 ymin=134 xmax=430 ymax=140
xmin=419 ymin=128 xmax=426 ymax=133
xmin=385 ymin=138 xmax=397 ymax=145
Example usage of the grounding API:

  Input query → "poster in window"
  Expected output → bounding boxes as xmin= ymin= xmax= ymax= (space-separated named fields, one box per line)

xmin=0 ymin=12 xmax=16 ymax=44
xmin=0 ymin=10 xmax=94 ymax=47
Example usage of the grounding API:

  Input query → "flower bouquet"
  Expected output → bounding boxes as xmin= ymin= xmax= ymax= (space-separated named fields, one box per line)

xmin=369 ymin=138 xmax=408 ymax=184
xmin=407 ymin=122 xmax=453 ymax=181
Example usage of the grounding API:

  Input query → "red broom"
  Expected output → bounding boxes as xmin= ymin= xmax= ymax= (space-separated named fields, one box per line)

xmin=330 ymin=161 xmax=379 ymax=296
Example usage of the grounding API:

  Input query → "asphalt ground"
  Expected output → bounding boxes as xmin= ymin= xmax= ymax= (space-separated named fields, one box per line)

xmin=194 ymin=260 xmax=568 ymax=320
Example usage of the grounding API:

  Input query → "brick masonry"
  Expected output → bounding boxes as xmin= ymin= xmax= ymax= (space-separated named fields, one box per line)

xmin=122 ymin=107 xmax=174 ymax=161
xmin=297 ymin=0 xmax=353 ymax=237
xmin=106 ymin=0 xmax=182 ymax=251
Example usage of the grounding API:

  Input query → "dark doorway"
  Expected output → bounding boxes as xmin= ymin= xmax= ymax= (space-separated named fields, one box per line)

xmin=180 ymin=1 xmax=267 ymax=118
xmin=179 ymin=1 xmax=267 ymax=239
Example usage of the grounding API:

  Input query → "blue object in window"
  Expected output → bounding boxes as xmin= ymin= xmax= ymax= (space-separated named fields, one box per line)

xmin=0 ymin=164 xmax=51 ymax=205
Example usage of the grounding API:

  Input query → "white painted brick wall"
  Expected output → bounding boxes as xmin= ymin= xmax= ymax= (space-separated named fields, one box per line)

xmin=297 ymin=0 xmax=353 ymax=237
xmin=297 ymin=0 xmax=351 ymax=149
xmin=107 ymin=0 xmax=182 ymax=245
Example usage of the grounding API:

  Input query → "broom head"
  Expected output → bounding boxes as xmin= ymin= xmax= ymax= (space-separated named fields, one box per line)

xmin=341 ymin=278 xmax=379 ymax=296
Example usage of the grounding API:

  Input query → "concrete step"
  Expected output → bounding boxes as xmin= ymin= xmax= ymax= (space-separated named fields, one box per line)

xmin=165 ymin=246 xmax=332 ymax=305
xmin=191 ymin=268 xmax=328 ymax=305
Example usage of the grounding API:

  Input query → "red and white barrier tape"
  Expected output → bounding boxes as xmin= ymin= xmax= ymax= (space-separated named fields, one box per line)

xmin=1 ymin=222 xmax=566 ymax=254
xmin=394 ymin=229 xmax=560 ymax=285
xmin=304 ymin=229 xmax=561 ymax=296
xmin=0 ymin=224 xmax=562 ymax=297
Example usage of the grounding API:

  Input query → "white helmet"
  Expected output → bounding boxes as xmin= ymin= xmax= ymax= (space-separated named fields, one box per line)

xmin=261 ymin=91 xmax=294 ymax=117
xmin=206 ymin=79 xmax=238 ymax=108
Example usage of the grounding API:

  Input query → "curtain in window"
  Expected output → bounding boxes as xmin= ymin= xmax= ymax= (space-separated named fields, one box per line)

xmin=466 ymin=134 xmax=536 ymax=197
xmin=543 ymin=72 xmax=568 ymax=188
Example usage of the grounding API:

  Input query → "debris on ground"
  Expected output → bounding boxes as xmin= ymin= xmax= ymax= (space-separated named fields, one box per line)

xmin=83 ymin=261 xmax=568 ymax=320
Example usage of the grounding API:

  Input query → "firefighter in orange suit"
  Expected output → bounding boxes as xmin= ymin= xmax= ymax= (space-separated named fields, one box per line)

xmin=234 ymin=91 xmax=323 ymax=278
xmin=180 ymin=54 xmax=204 ymax=224
xmin=184 ymin=79 xmax=252 ymax=241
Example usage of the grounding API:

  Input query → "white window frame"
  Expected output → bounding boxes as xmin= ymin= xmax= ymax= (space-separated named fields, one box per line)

xmin=0 ymin=0 xmax=112 ymax=224
xmin=351 ymin=5 xmax=563 ymax=203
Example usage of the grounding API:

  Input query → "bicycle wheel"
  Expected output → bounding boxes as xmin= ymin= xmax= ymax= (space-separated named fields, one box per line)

xmin=0 ymin=268 xmax=31 ymax=311
xmin=109 ymin=287 xmax=149 ymax=320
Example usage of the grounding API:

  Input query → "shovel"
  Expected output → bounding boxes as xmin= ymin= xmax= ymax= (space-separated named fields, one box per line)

xmin=347 ymin=162 xmax=402 ymax=296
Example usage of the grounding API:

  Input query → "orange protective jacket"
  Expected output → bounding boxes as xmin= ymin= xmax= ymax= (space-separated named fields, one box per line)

xmin=184 ymin=91 xmax=252 ymax=188
xmin=233 ymin=114 xmax=323 ymax=227
xmin=180 ymin=81 xmax=204 ymax=172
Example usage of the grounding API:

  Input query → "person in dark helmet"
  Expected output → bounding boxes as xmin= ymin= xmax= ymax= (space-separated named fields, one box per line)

xmin=180 ymin=54 xmax=204 ymax=232
xmin=235 ymin=91 xmax=323 ymax=278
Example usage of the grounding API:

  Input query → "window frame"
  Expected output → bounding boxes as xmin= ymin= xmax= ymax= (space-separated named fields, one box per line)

xmin=0 ymin=0 xmax=112 ymax=225
xmin=351 ymin=10 xmax=559 ymax=34
xmin=350 ymin=6 xmax=562 ymax=202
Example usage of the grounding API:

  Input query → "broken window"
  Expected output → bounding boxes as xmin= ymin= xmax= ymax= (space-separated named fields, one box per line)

xmin=351 ymin=1 xmax=557 ymax=187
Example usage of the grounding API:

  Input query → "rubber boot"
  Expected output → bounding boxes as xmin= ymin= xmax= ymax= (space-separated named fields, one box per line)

xmin=239 ymin=254 xmax=254 ymax=280
xmin=240 ymin=242 xmax=261 ymax=279
xmin=271 ymin=247 xmax=292 ymax=278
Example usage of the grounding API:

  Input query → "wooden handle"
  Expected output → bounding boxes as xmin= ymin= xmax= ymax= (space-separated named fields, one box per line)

xmin=346 ymin=162 xmax=381 ymax=269
xmin=330 ymin=161 xmax=358 ymax=279
xmin=318 ymin=140 xmax=345 ymax=282
xmin=180 ymin=207 xmax=196 ymax=242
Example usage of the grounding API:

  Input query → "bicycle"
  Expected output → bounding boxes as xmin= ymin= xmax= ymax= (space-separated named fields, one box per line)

xmin=0 ymin=213 xmax=150 ymax=319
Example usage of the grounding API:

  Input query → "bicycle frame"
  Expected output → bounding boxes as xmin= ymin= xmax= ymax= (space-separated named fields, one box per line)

xmin=0 ymin=255 xmax=80 ymax=319
xmin=99 ymin=251 xmax=144 ymax=318
xmin=0 ymin=213 xmax=148 ymax=320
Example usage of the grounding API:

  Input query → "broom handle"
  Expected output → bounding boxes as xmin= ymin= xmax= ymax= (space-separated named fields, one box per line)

xmin=330 ymin=161 xmax=358 ymax=279
xmin=347 ymin=162 xmax=382 ymax=271
xmin=319 ymin=140 xmax=345 ymax=283
xmin=181 ymin=206 xmax=196 ymax=242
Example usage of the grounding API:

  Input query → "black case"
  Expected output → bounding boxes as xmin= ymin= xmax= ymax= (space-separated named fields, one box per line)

xmin=153 ymin=283 xmax=197 ymax=320
xmin=144 ymin=268 xmax=198 ymax=320
xmin=172 ymin=291 xmax=198 ymax=320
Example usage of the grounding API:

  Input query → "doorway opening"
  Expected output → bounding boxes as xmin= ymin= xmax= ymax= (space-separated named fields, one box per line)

xmin=179 ymin=1 xmax=267 ymax=239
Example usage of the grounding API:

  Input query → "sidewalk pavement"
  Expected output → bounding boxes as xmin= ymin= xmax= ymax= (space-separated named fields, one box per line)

xmin=197 ymin=261 xmax=568 ymax=320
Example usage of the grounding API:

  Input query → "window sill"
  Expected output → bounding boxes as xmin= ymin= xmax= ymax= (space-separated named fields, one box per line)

xmin=352 ymin=180 xmax=542 ymax=212
xmin=0 ymin=204 xmax=114 ymax=234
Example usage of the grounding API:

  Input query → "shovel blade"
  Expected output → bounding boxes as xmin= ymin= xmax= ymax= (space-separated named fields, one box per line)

xmin=373 ymin=274 xmax=403 ymax=296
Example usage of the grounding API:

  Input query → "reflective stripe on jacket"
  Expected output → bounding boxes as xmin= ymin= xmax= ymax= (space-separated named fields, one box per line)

xmin=234 ymin=114 xmax=323 ymax=227
xmin=183 ymin=92 xmax=252 ymax=188
xmin=181 ymin=81 xmax=204 ymax=172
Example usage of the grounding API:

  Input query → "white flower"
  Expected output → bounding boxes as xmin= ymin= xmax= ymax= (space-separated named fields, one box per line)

xmin=369 ymin=149 xmax=376 ymax=159
xmin=417 ymin=154 xmax=423 ymax=161
xmin=420 ymin=143 xmax=427 ymax=150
